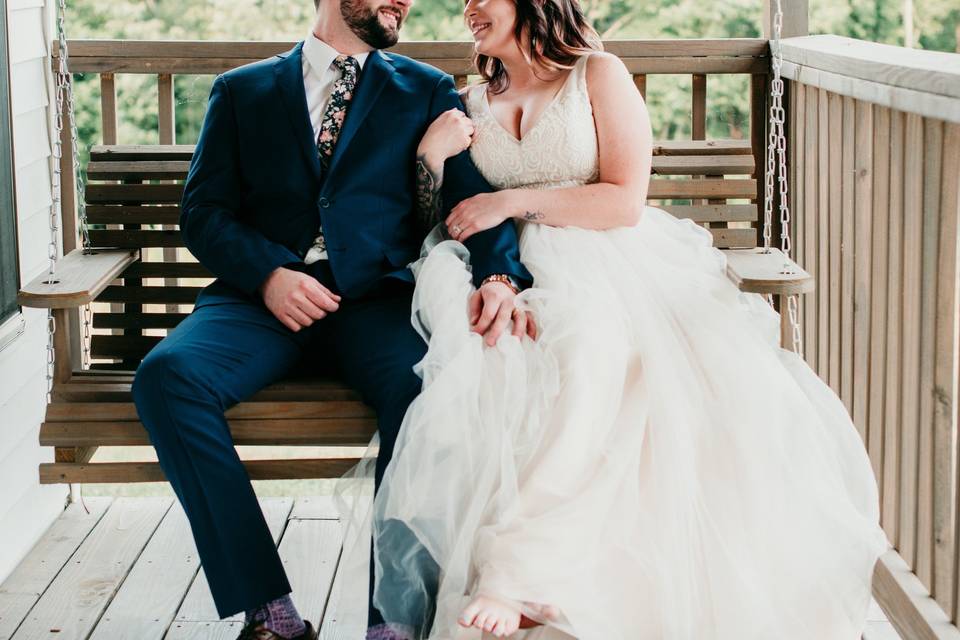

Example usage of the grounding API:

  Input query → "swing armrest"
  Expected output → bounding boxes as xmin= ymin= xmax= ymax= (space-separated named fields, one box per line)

xmin=723 ymin=248 xmax=814 ymax=296
xmin=17 ymin=248 xmax=138 ymax=309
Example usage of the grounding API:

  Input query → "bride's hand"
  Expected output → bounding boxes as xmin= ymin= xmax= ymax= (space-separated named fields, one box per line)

xmin=417 ymin=108 xmax=475 ymax=169
xmin=446 ymin=191 xmax=517 ymax=242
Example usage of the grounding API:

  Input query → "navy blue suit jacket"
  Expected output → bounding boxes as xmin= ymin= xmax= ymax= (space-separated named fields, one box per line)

xmin=181 ymin=41 xmax=531 ymax=306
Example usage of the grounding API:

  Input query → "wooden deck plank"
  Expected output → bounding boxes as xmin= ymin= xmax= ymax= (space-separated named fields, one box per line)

xmin=89 ymin=503 xmax=203 ymax=640
xmin=289 ymin=496 xmax=340 ymax=521
xmin=174 ymin=499 xmax=293 ymax=624
xmin=164 ymin=621 xmax=244 ymax=639
xmin=279 ymin=519 xmax=343 ymax=627
xmin=319 ymin=579 xmax=365 ymax=640
xmin=318 ymin=502 xmax=371 ymax=640
xmin=9 ymin=498 xmax=171 ymax=640
xmin=0 ymin=499 xmax=112 ymax=640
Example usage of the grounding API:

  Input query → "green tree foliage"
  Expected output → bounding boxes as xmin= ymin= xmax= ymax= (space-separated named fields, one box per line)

xmin=62 ymin=0 xmax=958 ymax=172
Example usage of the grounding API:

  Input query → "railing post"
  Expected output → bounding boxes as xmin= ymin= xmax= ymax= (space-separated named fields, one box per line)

xmin=158 ymin=73 xmax=179 ymax=312
xmin=762 ymin=0 xmax=808 ymax=39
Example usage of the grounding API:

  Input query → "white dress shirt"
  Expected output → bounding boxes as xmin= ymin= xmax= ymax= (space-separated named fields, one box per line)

xmin=302 ymin=34 xmax=370 ymax=264
xmin=301 ymin=33 xmax=370 ymax=146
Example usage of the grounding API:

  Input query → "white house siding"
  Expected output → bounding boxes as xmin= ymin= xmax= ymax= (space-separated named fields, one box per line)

xmin=0 ymin=0 xmax=69 ymax=583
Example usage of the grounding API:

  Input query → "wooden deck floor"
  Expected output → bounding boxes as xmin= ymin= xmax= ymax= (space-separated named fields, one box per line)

xmin=0 ymin=497 xmax=901 ymax=639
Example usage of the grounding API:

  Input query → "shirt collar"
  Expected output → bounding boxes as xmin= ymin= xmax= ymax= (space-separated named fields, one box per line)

xmin=303 ymin=32 xmax=370 ymax=77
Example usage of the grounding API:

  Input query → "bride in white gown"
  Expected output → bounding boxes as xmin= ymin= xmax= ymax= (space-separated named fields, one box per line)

xmin=340 ymin=0 xmax=889 ymax=638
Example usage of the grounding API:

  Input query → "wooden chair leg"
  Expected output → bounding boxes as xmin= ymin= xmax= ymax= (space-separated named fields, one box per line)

xmin=778 ymin=295 xmax=792 ymax=349
xmin=54 ymin=446 xmax=98 ymax=464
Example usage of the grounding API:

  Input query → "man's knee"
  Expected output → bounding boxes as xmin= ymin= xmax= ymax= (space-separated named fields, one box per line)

xmin=132 ymin=345 xmax=206 ymax=431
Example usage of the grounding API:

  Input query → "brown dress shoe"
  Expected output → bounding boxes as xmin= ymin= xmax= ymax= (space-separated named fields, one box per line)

xmin=236 ymin=619 xmax=318 ymax=640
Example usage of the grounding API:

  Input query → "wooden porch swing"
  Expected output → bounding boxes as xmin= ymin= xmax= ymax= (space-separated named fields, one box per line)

xmin=17 ymin=5 xmax=813 ymax=485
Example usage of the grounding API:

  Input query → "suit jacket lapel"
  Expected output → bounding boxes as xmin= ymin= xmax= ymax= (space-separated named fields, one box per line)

xmin=274 ymin=42 xmax=322 ymax=182
xmin=326 ymin=50 xmax=394 ymax=178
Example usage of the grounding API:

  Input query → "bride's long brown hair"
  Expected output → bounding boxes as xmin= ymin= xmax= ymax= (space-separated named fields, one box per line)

xmin=474 ymin=0 xmax=603 ymax=95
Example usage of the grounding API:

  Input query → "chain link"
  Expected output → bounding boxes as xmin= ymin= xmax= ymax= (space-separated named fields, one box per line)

xmin=48 ymin=0 xmax=95 ymax=392
xmin=763 ymin=0 xmax=803 ymax=355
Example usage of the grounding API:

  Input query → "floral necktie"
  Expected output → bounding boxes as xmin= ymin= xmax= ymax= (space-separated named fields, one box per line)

xmin=306 ymin=54 xmax=361 ymax=264
xmin=317 ymin=54 xmax=361 ymax=169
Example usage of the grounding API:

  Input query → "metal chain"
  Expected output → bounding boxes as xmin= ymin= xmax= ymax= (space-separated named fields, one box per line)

xmin=46 ymin=0 xmax=69 ymax=401
xmin=50 ymin=0 xmax=94 ymax=374
xmin=763 ymin=0 xmax=803 ymax=355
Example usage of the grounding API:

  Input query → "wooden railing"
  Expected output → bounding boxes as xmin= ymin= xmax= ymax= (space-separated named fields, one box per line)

xmin=53 ymin=38 xmax=773 ymax=247
xmin=782 ymin=34 xmax=960 ymax=639
xmin=52 ymin=38 xmax=777 ymax=368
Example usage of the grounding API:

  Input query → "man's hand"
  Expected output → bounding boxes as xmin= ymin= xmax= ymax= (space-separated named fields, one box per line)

xmin=469 ymin=281 xmax=538 ymax=346
xmin=259 ymin=267 xmax=341 ymax=332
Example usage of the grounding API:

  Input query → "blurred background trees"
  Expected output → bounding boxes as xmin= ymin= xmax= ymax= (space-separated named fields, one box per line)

xmin=64 ymin=0 xmax=959 ymax=169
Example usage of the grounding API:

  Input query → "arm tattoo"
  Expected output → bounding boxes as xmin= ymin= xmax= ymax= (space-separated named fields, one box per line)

xmin=416 ymin=154 xmax=444 ymax=231
xmin=524 ymin=210 xmax=546 ymax=221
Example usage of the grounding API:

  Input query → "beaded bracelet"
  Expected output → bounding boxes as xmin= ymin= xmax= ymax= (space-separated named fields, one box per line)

xmin=481 ymin=274 xmax=520 ymax=295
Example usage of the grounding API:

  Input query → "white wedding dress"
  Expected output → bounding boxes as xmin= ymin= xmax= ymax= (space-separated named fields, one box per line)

xmin=337 ymin=54 xmax=889 ymax=640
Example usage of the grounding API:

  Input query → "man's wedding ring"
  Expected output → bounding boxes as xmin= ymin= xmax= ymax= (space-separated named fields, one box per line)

xmin=452 ymin=224 xmax=462 ymax=236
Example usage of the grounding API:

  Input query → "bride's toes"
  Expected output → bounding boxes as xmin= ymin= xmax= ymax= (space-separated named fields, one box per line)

xmin=477 ymin=613 xmax=494 ymax=633
xmin=460 ymin=595 xmax=521 ymax=637
xmin=459 ymin=601 xmax=481 ymax=628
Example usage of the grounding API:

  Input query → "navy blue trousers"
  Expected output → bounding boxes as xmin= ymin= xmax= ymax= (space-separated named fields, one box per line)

xmin=132 ymin=267 xmax=427 ymax=623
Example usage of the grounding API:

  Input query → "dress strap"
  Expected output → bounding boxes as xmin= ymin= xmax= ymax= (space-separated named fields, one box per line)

xmin=461 ymin=84 xmax=484 ymax=117
xmin=572 ymin=53 xmax=593 ymax=92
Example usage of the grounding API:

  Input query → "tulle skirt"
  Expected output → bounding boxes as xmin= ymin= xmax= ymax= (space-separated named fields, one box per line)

xmin=332 ymin=205 xmax=889 ymax=640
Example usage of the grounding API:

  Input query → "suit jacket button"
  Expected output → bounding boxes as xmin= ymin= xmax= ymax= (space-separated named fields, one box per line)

xmin=319 ymin=197 xmax=330 ymax=208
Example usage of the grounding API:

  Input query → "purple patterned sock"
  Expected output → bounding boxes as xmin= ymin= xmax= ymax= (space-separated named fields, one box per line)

xmin=244 ymin=594 xmax=306 ymax=639
xmin=365 ymin=623 xmax=415 ymax=640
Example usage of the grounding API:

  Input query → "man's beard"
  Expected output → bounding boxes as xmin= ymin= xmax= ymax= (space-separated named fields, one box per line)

xmin=340 ymin=0 xmax=401 ymax=49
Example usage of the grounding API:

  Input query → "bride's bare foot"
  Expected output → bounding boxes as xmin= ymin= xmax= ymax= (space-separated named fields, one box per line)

xmin=459 ymin=594 xmax=521 ymax=637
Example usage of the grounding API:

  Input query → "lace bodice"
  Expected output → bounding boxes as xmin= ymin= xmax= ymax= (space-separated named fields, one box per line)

xmin=462 ymin=54 xmax=599 ymax=191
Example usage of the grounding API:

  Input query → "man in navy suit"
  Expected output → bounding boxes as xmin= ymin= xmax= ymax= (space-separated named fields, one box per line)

xmin=130 ymin=0 xmax=531 ymax=637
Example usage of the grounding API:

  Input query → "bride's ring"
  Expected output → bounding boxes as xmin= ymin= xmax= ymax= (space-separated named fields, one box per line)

xmin=452 ymin=224 xmax=463 ymax=236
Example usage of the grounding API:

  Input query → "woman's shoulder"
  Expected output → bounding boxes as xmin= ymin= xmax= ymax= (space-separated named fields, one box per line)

xmin=582 ymin=51 xmax=630 ymax=84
